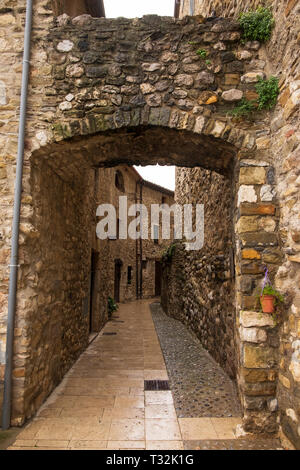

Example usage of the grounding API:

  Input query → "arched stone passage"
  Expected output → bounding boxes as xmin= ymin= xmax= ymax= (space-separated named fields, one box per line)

xmin=26 ymin=123 xmax=239 ymax=422
xmin=0 ymin=7 xmax=281 ymax=436
xmin=17 ymin=111 xmax=280 ymax=437
xmin=33 ymin=124 xmax=236 ymax=175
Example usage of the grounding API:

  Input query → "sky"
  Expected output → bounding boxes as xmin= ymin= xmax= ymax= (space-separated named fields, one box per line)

xmin=135 ymin=165 xmax=175 ymax=191
xmin=104 ymin=0 xmax=175 ymax=18
xmin=104 ymin=1 xmax=176 ymax=191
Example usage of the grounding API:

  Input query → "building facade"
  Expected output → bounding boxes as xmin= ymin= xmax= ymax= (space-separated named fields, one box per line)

xmin=95 ymin=165 xmax=175 ymax=315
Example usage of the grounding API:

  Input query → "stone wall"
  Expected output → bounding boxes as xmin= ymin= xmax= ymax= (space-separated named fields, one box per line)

xmin=0 ymin=1 xmax=28 ymax=423
xmin=266 ymin=1 xmax=300 ymax=450
xmin=43 ymin=12 xmax=252 ymax=172
xmin=162 ymin=167 xmax=237 ymax=378
xmin=0 ymin=0 xmax=55 ymax=426
xmin=177 ymin=0 xmax=300 ymax=448
xmin=179 ymin=0 xmax=268 ymax=18
xmin=179 ymin=0 xmax=298 ymax=23
xmin=16 ymin=160 xmax=95 ymax=423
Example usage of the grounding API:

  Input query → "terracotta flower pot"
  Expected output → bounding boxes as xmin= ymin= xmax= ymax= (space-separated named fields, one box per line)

xmin=260 ymin=295 xmax=275 ymax=313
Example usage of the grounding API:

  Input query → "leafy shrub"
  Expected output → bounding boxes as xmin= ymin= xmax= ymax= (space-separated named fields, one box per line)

xmin=255 ymin=76 xmax=279 ymax=110
xmin=230 ymin=76 xmax=279 ymax=118
xmin=229 ymin=98 xmax=256 ymax=117
xmin=239 ymin=7 xmax=275 ymax=43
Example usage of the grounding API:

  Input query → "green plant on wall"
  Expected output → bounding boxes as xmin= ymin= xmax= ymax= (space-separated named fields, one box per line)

xmin=162 ymin=243 xmax=177 ymax=263
xmin=196 ymin=48 xmax=207 ymax=59
xmin=188 ymin=46 xmax=212 ymax=68
xmin=108 ymin=296 xmax=118 ymax=317
xmin=230 ymin=98 xmax=257 ymax=118
xmin=256 ymin=76 xmax=279 ymax=110
xmin=260 ymin=285 xmax=284 ymax=305
xmin=255 ymin=266 xmax=285 ymax=324
xmin=256 ymin=284 xmax=284 ymax=325
xmin=230 ymin=76 xmax=279 ymax=118
xmin=239 ymin=7 xmax=275 ymax=43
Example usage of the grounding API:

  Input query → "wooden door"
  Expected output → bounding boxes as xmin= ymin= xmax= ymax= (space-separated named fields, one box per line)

xmin=114 ymin=260 xmax=122 ymax=302
xmin=155 ymin=261 xmax=162 ymax=296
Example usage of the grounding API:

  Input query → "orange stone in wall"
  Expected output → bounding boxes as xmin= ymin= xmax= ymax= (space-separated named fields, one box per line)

xmin=242 ymin=249 xmax=261 ymax=260
xmin=239 ymin=203 xmax=276 ymax=216
xmin=285 ymin=0 xmax=298 ymax=17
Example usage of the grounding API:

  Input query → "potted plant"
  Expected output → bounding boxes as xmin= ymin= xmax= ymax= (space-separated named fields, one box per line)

xmin=260 ymin=284 xmax=284 ymax=314
xmin=108 ymin=297 xmax=118 ymax=318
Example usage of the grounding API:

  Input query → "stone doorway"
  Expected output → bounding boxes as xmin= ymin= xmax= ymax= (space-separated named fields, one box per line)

xmin=114 ymin=259 xmax=123 ymax=303
xmin=155 ymin=261 xmax=162 ymax=297
xmin=89 ymin=250 xmax=99 ymax=334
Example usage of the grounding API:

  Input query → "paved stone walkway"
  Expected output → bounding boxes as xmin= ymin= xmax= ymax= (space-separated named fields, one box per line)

xmin=8 ymin=300 xmax=281 ymax=450
xmin=150 ymin=302 xmax=241 ymax=418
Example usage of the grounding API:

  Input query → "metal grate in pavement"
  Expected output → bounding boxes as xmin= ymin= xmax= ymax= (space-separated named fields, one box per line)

xmin=144 ymin=380 xmax=170 ymax=391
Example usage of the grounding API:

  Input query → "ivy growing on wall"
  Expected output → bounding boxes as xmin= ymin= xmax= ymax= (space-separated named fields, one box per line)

xmin=196 ymin=49 xmax=207 ymax=59
xmin=230 ymin=98 xmax=257 ymax=118
xmin=162 ymin=243 xmax=177 ymax=264
xmin=239 ymin=7 xmax=275 ymax=43
xmin=230 ymin=76 xmax=279 ymax=118
xmin=256 ymin=76 xmax=280 ymax=110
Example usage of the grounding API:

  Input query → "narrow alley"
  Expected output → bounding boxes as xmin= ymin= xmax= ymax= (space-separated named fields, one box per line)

xmin=7 ymin=300 xmax=281 ymax=450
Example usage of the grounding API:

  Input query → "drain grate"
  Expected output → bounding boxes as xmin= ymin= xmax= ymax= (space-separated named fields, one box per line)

xmin=103 ymin=332 xmax=117 ymax=336
xmin=144 ymin=380 xmax=170 ymax=391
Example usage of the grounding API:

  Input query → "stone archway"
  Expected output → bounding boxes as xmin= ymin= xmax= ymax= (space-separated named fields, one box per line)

xmin=15 ymin=115 xmax=279 ymax=436
xmin=0 ymin=9 xmax=281 ymax=435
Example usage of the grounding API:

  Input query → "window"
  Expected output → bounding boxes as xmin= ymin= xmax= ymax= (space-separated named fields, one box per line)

xmin=117 ymin=218 xmax=120 ymax=239
xmin=153 ymin=224 xmax=159 ymax=244
xmin=142 ymin=260 xmax=148 ymax=270
xmin=108 ymin=218 xmax=119 ymax=240
xmin=127 ymin=266 xmax=132 ymax=285
xmin=115 ymin=170 xmax=125 ymax=192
